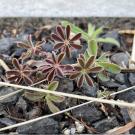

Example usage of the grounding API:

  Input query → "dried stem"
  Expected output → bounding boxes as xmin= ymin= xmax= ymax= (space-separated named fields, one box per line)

xmin=0 ymin=82 xmax=135 ymax=108
xmin=0 ymin=83 xmax=135 ymax=132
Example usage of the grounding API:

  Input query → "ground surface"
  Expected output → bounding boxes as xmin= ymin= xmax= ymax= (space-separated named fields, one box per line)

xmin=0 ymin=18 xmax=135 ymax=134
xmin=0 ymin=0 xmax=135 ymax=17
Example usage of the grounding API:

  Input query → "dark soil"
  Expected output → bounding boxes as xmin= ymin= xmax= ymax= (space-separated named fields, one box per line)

xmin=0 ymin=18 xmax=135 ymax=134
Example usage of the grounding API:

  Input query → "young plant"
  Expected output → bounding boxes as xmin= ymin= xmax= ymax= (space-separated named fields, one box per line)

xmin=39 ymin=52 xmax=65 ymax=82
xmin=24 ymin=81 xmax=65 ymax=113
xmin=51 ymin=25 xmax=82 ymax=58
xmin=70 ymin=54 xmax=103 ymax=87
xmin=17 ymin=35 xmax=44 ymax=60
xmin=61 ymin=21 xmax=121 ymax=81
xmin=6 ymin=58 xmax=33 ymax=85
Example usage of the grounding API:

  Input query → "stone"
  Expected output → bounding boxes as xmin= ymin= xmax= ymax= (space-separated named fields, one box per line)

xmin=0 ymin=118 xmax=16 ymax=126
xmin=57 ymin=78 xmax=74 ymax=93
xmin=25 ymin=106 xmax=42 ymax=119
xmin=16 ymin=97 xmax=27 ymax=112
xmin=93 ymin=116 xmax=119 ymax=133
xmin=81 ymin=83 xmax=98 ymax=97
xmin=116 ymin=85 xmax=135 ymax=103
xmin=101 ymin=31 xmax=119 ymax=51
xmin=111 ymin=52 xmax=129 ymax=67
xmin=0 ymin=87 xmax=18 ymax=104
xmin=129 ymin=73 xmax=135 ymax=85
xmin=114 ymin=73 xmax=125 ymax=84
xmin=72 ymin=104 xmax=103 ymax=123
xmin=16 ymin=118 xmax=59 ymax=134
xmin=120 ymin=108 xmax=131 ymax=123
xmin=100 ymin=80 xmax=121 ymax=89
xmin=42 ymin=42 xmax=54 ymax=52
xmin=0 ymin=38 xmax=16 ymax=54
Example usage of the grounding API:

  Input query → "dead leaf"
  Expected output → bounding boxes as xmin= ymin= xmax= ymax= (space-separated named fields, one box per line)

xmin=106 ymin=122 xmax=135 ymax=135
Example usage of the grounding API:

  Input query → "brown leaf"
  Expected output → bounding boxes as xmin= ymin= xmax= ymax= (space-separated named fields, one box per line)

xmin=51 ymin=34 xmax=63 ymax=42
xmin=85 ymin=56 xmax=95 ymax=68
xmin=6 ymin=70 xmax=20 ymax=76
xmin=70 ymin=33 xmax=81 ymax=41
xmin=70 ymin=72 xmax=80 ymax=79
xmin=77 ymin=74 xmax=84 ymax=87
xmin=85 ymin=74 xmax=94 ymax=86
xmin=106 ymin=122 xmax=135 ymax=135
xmin=23 ymin=75 xmax=33 ymax=85
xmin=70 ymin=43 xmax=82 ymax=49
xmin=78 ymin=58 xmax=85 ymax=68
xmin=89 ymin=66 xmax=103 ymax=73
xmin=54 ymin=42 xmax=64 ymax=49
xmin=66 ymin=25 xmax=70 ymax=39
xmin=17 ymin=42 xmax=31 ymax=49
xmin=57 ymin=52 xmax=65 ymax=63
xmin=65 ymin=46 xmax=71 ymax=58
xmin=12 ymin=58 xmax=21 ymax=70
xmin=56 ymin=25 xmax=65 ymax=40
xmin=47 ymin=69 xmax=55 ymax=82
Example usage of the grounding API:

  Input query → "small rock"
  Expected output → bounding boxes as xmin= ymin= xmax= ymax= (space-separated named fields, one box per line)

xmin=101 ymin=31 xmax=119 ymax=51
xmin=0 ymin=87 xmax=18 ymax=104
xmin=0 ymin=38 xmax=16 ymax=54
xmin=42 ymin=42 xmax=54 ymax=52
xmin=116 ymin=85 xmax=135 ymax=102
xmin=81 ymin=83 xmax=98 ymax=97
xmin=120 ymin=108 xmax=131 ymax=123
xmin=129 ymin=73 xmax=135 ymax=85
xmin=57 ymin=78 xmax=74 ymax=93
xmin=16 ymin=118 xmax=59 ymax=134
xmin=100 ymin=80 xmax=121 ymax=89
xmin=114 ymin=73 xmax=125 ymax=84
xmin=111 ymin=53 xmax=129 ymax=67
xmin=0 ymin=118 xmax=16 ymax=126
xmin=25 ymin=106 xmax=42 ymax=119
xmin=93 ymin=116 xmax=119 ymax=133
xmin=72 ymin=105 xmax=103 ymax=123
xmin=16 ymin=97 xmax=27 ymax=112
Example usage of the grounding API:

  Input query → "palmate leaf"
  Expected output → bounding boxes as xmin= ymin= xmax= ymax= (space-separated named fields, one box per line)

xmin=97 ymin=62 xmax=121 ymax=74
xmin=46 ymin=98 xmax=60 ymax=113
xmin=61 ymin=21 xmax=88 ymax=40
xmin=97 ymin=37 xmax=120 ymax=47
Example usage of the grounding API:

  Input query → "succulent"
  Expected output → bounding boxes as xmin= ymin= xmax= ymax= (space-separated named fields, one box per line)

xmin=51 ymin=25 xmax=82 ymax=58
xmin=70 ymin=54 xmax=103 ymax=87
xmin=6 ymin=58 xmax=33 ymax=85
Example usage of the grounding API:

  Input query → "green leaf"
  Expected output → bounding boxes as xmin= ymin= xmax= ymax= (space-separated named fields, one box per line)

xmin=48 ymin=94 xmax=65 ymax=103
xmin=98 ymin=72 xmax=110 ymax=81
xmin=97 ymin=37 xmax=120 ymax=47
xmin=92 ymin=27 xmax=103 ymax=39
xmin=84 ymin=50 xmax=90 ymax=60
xmin=61 ymin=20 xmax=88 ymax=40
xmin=48 ymin=81 xmax=59 ymax=91
xmin=24 ymin=92 xmax=44 ymax=102
xmin=97 ymin=62 xmax=121 ymax=74
xmin=96 ymin=53 xmax=109 ymax=62
xmin=46 ymin=98 xmax=60 ymax=113
xmin=88 ymin=40 xmax=98 ymax=56
xmin=88 ymin=23 xmax=95 ymax=37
